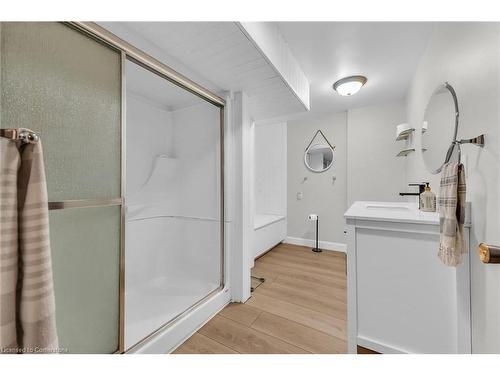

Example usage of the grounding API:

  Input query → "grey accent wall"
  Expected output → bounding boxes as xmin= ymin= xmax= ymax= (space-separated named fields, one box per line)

xmin=287 ymin=100 xmax=407 ymax=246
xmin=287 ymin=112 xmax=347 ymax=244
xmin=347 ymin=100 xmax=407 ymax=206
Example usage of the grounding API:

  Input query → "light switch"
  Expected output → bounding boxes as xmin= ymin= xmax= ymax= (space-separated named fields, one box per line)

xmin=297 ymin=192 xmax=303 ymax=200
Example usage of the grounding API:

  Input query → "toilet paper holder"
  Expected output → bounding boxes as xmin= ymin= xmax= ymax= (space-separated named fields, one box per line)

xmin=308 ymin=214 xmax=320 ymax=252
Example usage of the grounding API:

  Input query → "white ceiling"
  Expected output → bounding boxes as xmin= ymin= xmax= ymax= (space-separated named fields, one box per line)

xmin=100 ymin=22 xmax=307 ymax=120
xmin=102 ymin=22 xmax=434 ymax=120
xmin=276 ymin=22 xmax=434 ymax=116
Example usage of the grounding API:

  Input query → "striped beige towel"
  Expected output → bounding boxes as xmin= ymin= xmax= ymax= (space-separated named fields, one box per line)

xmin=438 ymin=162 xmax=466 ymax=267
xmin=0 ymin=136 xmax=58 ymax=353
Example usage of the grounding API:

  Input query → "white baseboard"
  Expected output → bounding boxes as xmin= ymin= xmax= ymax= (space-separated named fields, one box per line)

xmin=284 ymin=236 xmax=346 ymax=253
xmin=357 ymin=336 xmax=408 ymax=354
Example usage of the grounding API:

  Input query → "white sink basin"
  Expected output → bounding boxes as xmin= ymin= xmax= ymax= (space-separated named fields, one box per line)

xmin=365 ymin=204 xmax=412 ymax=211
xmin=345 ymin=201 xmax=444 ymax=226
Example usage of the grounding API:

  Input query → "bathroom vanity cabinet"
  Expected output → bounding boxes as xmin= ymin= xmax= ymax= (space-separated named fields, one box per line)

xmin=345 ymin=201 xmax=471 ymax=354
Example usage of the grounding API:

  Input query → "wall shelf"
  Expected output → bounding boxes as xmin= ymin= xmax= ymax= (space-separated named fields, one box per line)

xmin=396 ymin=148 xmax=415 ymax=157
xmin=395 ymin=127 xmax=427 ymax=141
xmin=396 ymin=128 xmax=415 ymax=141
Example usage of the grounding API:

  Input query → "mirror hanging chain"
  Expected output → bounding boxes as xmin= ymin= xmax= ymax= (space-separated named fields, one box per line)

xmin=305 ymin=129 xmax=336 ymax=151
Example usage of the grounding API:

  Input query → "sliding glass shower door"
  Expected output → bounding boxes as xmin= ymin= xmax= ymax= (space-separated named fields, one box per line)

xmin=0 ymin=22 xmax=122 ymax=353
xmin=124 ymin=60 xmax=223 ymax=350
xmin=1 ymin=21 xmax=224 ymax=353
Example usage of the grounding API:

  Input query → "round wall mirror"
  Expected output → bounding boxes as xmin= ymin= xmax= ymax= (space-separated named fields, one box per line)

xmin=422 ymin=83 xmax=459 ymax=174
xmin=304 ymin=143 xmax=335 ymax=172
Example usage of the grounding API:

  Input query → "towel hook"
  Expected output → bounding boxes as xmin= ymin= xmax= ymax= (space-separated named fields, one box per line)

xmin=0 ymin=128 xmax=39 ymax=144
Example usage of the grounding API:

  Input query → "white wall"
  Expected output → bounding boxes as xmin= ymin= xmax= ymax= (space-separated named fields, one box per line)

xmin=287 ymin=112 xmax=347 ymax=245
xmin=253 ymin=122 xmax=287 ymax=258
xmin=126 ymin=94 xmax=177 ymax=300
xmin=126 ymin=95 xmax=221 ymax=222
xmin=170 ymin=102 xmax=222 ymax=285
xmin=229 ymin=91 xmax=253 ymax=302
xmin=126 ymin=94 xmax=173 ymax=200
xmin=254 ymin=122 xmax=287 ymax=216
xmin=347 ymin=100 xmax=407 ymax=206
xmin=171 ymin=103 xmax=221 ymax=220
xmin=125 ymin=87 xmax=224 ymax=350
xmin=404 ymin=23 xmax=500 ymax=353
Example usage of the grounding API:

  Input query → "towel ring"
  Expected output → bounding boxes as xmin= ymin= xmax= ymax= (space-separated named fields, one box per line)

xmin=430 ymin=82 xmax=485 ymax=174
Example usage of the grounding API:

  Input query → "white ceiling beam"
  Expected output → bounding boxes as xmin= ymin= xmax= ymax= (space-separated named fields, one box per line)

xmin=237 ymin=22 xmax=310 ymax=111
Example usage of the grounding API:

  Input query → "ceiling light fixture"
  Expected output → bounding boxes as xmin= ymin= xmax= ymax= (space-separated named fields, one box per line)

xmin=333 ymin=75 xmax=367 ymax=96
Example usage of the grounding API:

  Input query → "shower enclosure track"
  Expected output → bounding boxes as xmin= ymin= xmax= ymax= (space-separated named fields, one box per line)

xmin=127 ymin=214 xmax=226 ymax=223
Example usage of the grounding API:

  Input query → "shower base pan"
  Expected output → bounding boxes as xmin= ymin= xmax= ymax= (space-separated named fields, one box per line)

xmin=125 ymin=276 xmax=218 ymax=351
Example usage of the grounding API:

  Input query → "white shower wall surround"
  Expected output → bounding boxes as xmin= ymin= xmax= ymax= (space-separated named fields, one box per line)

xmin=253 ymin=122 xmax=287 ymax=258
xmin=125 ymin=217 xmax=220 ymax=350
xmin=124 ymin=61 xmax=223 ymax=351
xmin=126 ymin=95 xmax=175 ymax=201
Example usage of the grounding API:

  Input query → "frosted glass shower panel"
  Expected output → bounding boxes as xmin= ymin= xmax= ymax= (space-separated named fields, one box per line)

xmin=49 ymin=206 xmax=121 ymax=354
xmin=0 ymin=22 xmax=121 ymax=201
xmin=125 ymin=60 xmax=222 ymax=350
xmin=0 ymin=22 xmax=122 ymax=353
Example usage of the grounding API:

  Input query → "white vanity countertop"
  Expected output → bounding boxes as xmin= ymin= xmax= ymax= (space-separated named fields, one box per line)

xmin=345 ymin=201 xmax=471 ymax=226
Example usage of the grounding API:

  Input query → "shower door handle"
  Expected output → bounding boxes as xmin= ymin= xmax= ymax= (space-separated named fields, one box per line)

xmin=478 ymin=243 xmax=500 ymax=264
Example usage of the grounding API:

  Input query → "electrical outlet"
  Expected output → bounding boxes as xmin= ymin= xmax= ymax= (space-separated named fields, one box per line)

xmin=297 ymin=192 xmax=303 ymax=200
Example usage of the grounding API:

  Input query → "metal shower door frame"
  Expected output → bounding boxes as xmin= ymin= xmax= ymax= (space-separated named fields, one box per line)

xmin=59 ymin=22 xmax=226 ymax=353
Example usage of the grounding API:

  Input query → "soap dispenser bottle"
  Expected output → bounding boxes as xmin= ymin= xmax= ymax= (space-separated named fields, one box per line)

xmin=420 ymin=183 xmax=436 ymax=212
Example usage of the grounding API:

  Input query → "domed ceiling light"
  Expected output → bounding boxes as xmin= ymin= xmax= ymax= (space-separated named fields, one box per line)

xmin=333 ymin=75 xmax=367 ymax=96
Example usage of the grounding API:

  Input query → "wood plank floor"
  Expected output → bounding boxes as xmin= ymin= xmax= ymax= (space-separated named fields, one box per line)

xmin=173 ymin=243 xmax=347 ymax=354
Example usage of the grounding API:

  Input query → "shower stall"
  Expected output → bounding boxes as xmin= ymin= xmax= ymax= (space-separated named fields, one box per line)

xmin=124 ymin=60 xmax=224 ymax=351
xmin=0 ymin=22 xmax=226 ymax=353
